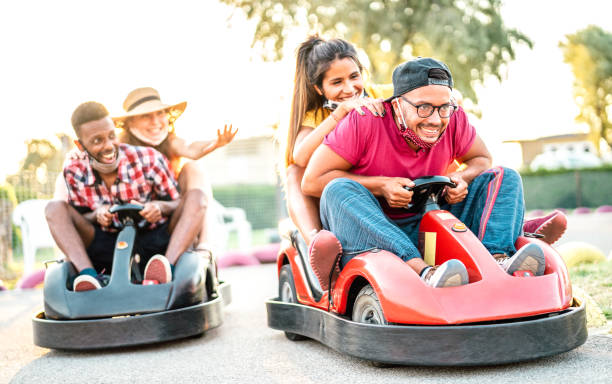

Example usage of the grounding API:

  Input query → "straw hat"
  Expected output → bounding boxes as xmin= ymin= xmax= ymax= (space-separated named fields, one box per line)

xmin=112 ymin=87 xmax=187 ymax=127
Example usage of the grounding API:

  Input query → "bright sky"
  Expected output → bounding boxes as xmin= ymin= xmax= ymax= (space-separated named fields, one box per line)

xmin=0 ymin=0 xmax=610 ymax=181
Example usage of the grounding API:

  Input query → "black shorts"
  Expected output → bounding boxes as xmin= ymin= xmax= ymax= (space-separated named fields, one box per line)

xmin=86 ymin=221 xmax=171 ymax=273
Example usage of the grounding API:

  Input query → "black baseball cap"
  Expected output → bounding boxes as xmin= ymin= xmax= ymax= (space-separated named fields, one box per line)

xmin=386 ymin=57 xmax=453 ymax=101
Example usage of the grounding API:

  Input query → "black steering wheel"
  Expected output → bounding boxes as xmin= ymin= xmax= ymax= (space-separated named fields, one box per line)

xmin=404 ymin=176 xmax=456 ymax=214
xmin=109 ymin=203 xmax=146 ymax=228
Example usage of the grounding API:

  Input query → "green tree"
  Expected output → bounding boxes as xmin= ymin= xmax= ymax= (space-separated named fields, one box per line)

xmin=6 ymin=134 xmax=73 ymax=202
xmin=560 ymin=25 xmax=612 ymax=151
xmin=221 ymin=0 xmax=531 ymax=103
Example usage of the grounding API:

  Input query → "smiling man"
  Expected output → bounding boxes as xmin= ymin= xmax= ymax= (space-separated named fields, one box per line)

xmin=302 ymin=57 xmax=546 ymax=288
xmin=45 ymin=102 xmax=205 ymax=291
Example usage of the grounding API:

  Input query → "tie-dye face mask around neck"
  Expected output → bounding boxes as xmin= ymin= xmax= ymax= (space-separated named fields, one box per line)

xmin=394 ymin=98 xmax=445 ymax=151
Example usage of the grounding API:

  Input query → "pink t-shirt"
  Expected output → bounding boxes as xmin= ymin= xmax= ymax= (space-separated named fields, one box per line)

xmin=324 ymin=103 xmax=476 ymax=219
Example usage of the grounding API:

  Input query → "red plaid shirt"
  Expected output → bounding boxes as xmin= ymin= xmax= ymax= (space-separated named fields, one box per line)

xmin=64 ymin=144 xmax=179 ymax=231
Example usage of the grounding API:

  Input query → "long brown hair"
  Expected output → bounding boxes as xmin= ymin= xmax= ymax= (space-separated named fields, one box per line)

xmin=284 ymin=35 xmax=363 ymax=168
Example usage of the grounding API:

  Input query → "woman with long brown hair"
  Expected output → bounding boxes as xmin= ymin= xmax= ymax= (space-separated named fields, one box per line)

xmin=283 ymin=35 xmax=391 ymax=245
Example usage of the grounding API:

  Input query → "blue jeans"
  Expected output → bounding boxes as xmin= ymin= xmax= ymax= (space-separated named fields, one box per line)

xmin=319 ymin=167 xmax=525 ymax=268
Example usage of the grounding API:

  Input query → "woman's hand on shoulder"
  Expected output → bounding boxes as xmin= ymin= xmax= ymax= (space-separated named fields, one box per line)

xmin=336 ymin=97 xmax=385 ymax=119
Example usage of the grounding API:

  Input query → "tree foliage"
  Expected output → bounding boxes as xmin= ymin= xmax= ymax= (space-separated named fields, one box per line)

xmin=21 ymin=139 xmax=58 ymax=172
xmin=5 ymin=134 xmax=73 ymax=202
xmin=560 ymin=25 xmax=612 ymax=150
xmin=221 ymin=0 xmax=532 ymax=102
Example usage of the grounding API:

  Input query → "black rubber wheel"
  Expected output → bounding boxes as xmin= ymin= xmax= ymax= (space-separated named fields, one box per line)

xmin=352 ymin=285 xmax=388 ymax=325
xmin=279 ymin=264 xmax=307 ymax=341
xmin=352 ymin=285 xmax=392 ymax=366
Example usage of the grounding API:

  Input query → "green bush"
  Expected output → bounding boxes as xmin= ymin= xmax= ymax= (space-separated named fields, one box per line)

xmin=520 ymin=164 xmax=612 ymax=177
xmin=13 ymin=183 xmax=48 ymax=203
xmin=521 ymin=169 xmax=612 ymax=209
xmin=0 ymin=183 xmax=17 ymax=206
xmin=213 ymin=184 xmax=281 ymax=230
xmin=0 ymin=184 xmax=20 ymax=251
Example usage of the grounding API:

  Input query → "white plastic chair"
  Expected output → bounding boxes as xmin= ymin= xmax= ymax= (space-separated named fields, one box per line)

xmin=12 ymin=199 xmax=56 ymax=276
xmin=206 ymin=199 xmax=252 ymax=255
xmin=11 ymin=198 xmax=252 ymax=273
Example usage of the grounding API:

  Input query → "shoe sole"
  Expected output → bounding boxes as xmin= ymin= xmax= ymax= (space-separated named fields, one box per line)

xmin=506 ymin=244 xmax=545 ymax=276
xmin=430 ymin=260 xmax=469 ymax=288
xmin=144 ymin=258 xmax=171 ymax=284
xmin=536 ymin=214 xmax=567 ymax=245
xmin=442 ymin=273 xmax=465 ymax=287
xmin=74 ymin=281 xmax=99 ymax=291
xmin=517 ymin=255 xmax=539 ymax=275
xmin=309 ymin=230 xmax=343 ymax=291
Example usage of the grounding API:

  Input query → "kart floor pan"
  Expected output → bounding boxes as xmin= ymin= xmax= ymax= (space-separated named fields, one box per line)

xmin=33 ymin=282 xmax=231 ymax=350
xmin=266 ymin=297 xmax=587 ymax=366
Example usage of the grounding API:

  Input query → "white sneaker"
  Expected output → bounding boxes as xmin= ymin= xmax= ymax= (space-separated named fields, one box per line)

xmin=73 ymin=274 xmax=101 ymax=291
xmin=144 ymin=254 xmax=172 ymax=284
xmin=495 ymin=243 xmax=545 ymax=276
xmin=421 ymin=259 xmax=469 ymax=288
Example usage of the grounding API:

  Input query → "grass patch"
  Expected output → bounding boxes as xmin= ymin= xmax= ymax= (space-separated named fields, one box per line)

xmin=569 ymin=259 xmax=612 ymax=319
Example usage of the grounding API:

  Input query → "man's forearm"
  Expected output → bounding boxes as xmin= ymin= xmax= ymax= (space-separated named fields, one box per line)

xmin=155 ymin=200 xmax=179 ymax=216
xmin=457 ymin=156 xmax=491 ymax=184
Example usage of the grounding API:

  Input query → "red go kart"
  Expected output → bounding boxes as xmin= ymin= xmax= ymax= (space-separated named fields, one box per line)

xmin=266 ymin=176 xmax=587 ymax=366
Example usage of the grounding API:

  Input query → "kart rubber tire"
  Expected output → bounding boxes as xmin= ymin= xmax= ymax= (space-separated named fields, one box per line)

xmin=352 ymin=285 xmax=388 ymax=325
xmin=352 ymin=285 xmax=392 ymax=367
xmin=279 ymin=264 xmax=306 ymax=341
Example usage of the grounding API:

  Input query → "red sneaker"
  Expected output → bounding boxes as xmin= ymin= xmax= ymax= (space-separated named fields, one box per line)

xmin=144 ymin=255 xmax=172 ymax=284
xmin=308 ymin=230 xmax=342 ymax=291
xmin=523 ymin=210 xmax=567 ymax=245
xmin=73 ymin=274 xmax=101 ymax=292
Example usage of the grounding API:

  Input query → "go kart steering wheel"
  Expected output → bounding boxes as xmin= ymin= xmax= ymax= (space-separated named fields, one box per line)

xmin=404 ymin=176 xmax=456 ymax=214
xmin=109 ymin=203 xmax=146 ymax=228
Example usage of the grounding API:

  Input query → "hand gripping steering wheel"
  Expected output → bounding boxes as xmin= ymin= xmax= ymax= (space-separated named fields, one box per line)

xmin=404 ymin=176 xmax=456 ymax=214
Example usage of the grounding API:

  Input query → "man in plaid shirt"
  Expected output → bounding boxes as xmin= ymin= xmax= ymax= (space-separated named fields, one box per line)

xmin=46 ymin=101 xmax=207 ymax=291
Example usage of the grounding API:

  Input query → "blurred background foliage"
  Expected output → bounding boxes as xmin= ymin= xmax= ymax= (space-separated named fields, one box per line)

xmin=561 ymin=25 xmax=612 ymax=150
xmin=521 ymin=168 xmax=612 ymax=210
xmin=221 ymin=0 xmax=532 ymax=104
xmin=2 ymin=2 xmax=612 ymax=276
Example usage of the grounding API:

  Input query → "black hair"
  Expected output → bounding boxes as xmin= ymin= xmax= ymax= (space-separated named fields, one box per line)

xmin=70 ymin=101 xmax=109 ymax=136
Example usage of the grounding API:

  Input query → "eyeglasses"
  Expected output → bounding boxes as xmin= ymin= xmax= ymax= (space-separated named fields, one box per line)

xmin=400 ymin=96 xmax=457 ymax=119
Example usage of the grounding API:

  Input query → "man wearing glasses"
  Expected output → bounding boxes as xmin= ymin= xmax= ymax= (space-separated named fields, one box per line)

xmin=302 ymin=57 xmax=546 ymax=288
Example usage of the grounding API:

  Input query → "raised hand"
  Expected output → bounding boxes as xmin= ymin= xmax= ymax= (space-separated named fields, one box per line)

xmin=215 ymin=124 xmax=238 ymax=148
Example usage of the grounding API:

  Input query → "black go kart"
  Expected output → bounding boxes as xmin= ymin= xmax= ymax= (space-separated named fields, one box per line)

xmin=32 ymin=203 xmax=231 ymax=350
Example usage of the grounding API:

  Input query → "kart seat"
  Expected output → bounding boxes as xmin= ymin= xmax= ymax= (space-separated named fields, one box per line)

xmin=289 ymin=230 xmax=324 ymax=301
